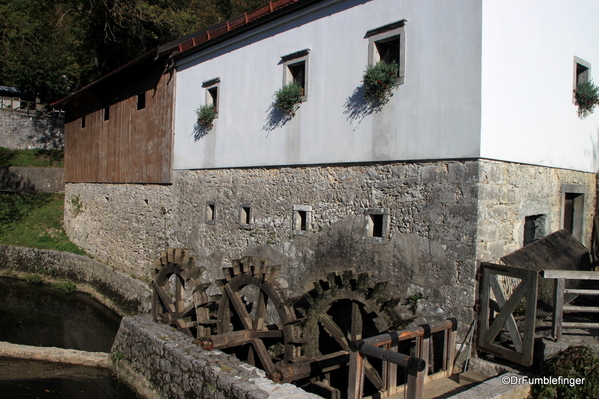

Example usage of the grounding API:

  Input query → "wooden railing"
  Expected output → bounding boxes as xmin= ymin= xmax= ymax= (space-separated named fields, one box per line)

xmin=349 ymin=319 xmax=456 ymax=399
xmin=542 ymin=270 xmax=599 ymax=340
xmin=0 ymin=96 xmax=63 ymax=118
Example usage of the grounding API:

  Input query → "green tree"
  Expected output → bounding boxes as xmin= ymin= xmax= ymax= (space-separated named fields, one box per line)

xmin=0 ymin=0 xmax=271 ymax=101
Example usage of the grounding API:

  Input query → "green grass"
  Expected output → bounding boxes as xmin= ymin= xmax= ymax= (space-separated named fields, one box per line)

xmin=0 ymin=147 xmax=64 ymax=168
xmin=0 ymin=193 xmax=86 ymax=255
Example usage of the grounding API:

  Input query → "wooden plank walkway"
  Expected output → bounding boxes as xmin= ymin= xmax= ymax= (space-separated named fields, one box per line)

xmin=386 ymin=371 xmax=490 ymax=399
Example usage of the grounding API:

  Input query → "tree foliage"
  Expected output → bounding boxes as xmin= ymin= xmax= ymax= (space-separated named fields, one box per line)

xmin=0 ymin=0 xmax=270 ymax=102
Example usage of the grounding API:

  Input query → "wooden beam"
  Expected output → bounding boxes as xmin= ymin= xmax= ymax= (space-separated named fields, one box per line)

xmin=489 ymin=273 xmax=523 ymax=352
xmin=542 ymin=270 xmax=599 ymax=280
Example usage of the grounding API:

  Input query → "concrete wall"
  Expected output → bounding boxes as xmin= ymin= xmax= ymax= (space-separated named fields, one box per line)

xmin=0 ymin=111 xmax=64 ymax=150
xmin=173 ymin=0 xmax=483 ymax=169
xmin=480 ymin=0 xmax=599 ymax=173
xmin=0 ymin=167 xmax=64 ymax=192
xmin=111 ymin=315 xmax=319 ymax=399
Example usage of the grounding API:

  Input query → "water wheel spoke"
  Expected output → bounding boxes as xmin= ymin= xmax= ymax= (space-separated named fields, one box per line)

xmin=247 ymin=345 xmax=256 ymax=366
xmin=250 ymin=338 xmax=278 ymax=379
xmin=224 ymin=284 xmax=253 ymax=330
xmin=180 ymin=303 xmax=196 ymax=318
xmin=175 ymin=274 xmax=184 ymax=312
xmin=253 ymin=289 xmax=268 ymax=330
xmin=319 ymin=313 xmax=350 ymax=351
xmin=153 ymin=282 xmax=177 ymax=313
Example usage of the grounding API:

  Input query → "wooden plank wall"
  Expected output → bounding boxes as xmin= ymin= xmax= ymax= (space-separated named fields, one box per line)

xmin=64 ymin=70 xmax=174 ymax=184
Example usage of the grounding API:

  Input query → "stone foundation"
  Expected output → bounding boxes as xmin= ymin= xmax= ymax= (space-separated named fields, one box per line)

xmin=63 ymin=159 xmax=596 ymax=335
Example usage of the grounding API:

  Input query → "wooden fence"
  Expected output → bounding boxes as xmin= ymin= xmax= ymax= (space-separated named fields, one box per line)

xmin=0 ymin=96 xmax=62 ymax=118
xmin=477 ymin=263 xmax=538 ymax=367
xmin=542 ymin=270 xmax=599 ymax=339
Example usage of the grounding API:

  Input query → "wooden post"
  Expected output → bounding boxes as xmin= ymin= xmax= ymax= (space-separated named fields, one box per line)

xmin=406 ymin=365 xmax=424 ymax=399
xmin=417 ymin=335 xmax=429 ymax=380
xmin=384 ymin=342 xmax=398 ymax=394
xmin=446 ymin=326 xmax=456 ymax=376
xmin=553 ymin=278 xmax=565 ymax=340
xmin=347 ymin=301 xmax=363 ymax=399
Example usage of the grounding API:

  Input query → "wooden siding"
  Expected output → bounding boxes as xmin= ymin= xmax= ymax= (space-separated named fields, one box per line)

xmin=64 ymin=70 xmax=174 ymax=184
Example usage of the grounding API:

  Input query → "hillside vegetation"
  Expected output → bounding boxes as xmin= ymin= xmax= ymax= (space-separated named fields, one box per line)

xmin=0 ymin=147 xmax=63 ymax=168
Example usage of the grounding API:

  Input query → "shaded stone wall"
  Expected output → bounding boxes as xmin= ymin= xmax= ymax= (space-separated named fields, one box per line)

xmin=0 ymin=111 xmax=64 ymax=149
xmin=65 ymin=160 xmax=481 ymax=330
xmin=0 ymin=167 xmax=64 ymax=192
xmin=62 ymin=159 xmax=596 ymax=334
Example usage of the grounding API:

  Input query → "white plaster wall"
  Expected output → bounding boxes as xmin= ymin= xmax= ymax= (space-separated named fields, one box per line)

xmin=481 ymin=0 xmax=599 ymax=173
xmin=173 ymin=0 xmax=482 ymax=170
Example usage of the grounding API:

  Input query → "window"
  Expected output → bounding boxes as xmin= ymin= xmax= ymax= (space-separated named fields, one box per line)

xmin=137 ymin=92 xmax=146 ymax=110
xmin=103 ymin=106 xmax=110 ymax=121
xmin=293 ymin=205 xmax=311 ymax=236
xmin=561 ymin=184 xmax=586 ymax=242
xmin=281 ymin=49 xmax=310 ymax=101
xmin=573 ymin=57 xmax=591 ymax=103
xmin=81 ymin=115 xmax=86 ymax=128
xmin=239 ymin=203 xmax=252 ymax=229
xmin=206 ymin=202 xmax=216 ymax=224
xmin=202 ymin=78 xmax=220 ymax=117
xmin=367 ymin=20 xmax=406 ymax=85
xmin=364 ymin=208 xmax=389 ymax=242
xmin=523 ymin=214 xmax=546 ymax=246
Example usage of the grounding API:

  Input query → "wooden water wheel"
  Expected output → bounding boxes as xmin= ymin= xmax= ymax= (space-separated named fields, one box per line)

xmin=152 ymin=252 xmax=406 ymax=396
xmin=291 ymin=270 xmax=405 ymax=398
xmin=152 ymin=248 xmax=214 ymax=337
xmin=211 ymin=256 xmax=300 ymax=381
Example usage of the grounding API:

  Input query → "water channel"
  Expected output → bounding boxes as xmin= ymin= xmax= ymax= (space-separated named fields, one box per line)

xmin=0 ymin=276 xmax=141 ymax=398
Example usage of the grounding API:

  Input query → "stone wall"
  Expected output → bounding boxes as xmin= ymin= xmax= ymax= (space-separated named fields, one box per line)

xmin=476 ymin=161 xmax=596 ymax=261
xmin=111 ymin=315 xmax=320 ymax=399
xmin=0 ymin=167 xmax=64 ymax=192
xmin=63 ymin=159 xmax=596 ymax=336
xmin=0 ymin=110 xmax=64 ymax=149
xmin=0 ymin=245 xmax=151 ymax=315
xmin=65 ymin=160 xmax=481 ymax=331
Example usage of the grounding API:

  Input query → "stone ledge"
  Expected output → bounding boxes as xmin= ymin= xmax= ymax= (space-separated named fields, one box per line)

xmin=0 ymin=341 xmax=109 ymax=368
xmin=446 ymin=373 xmax=530 ymax=399
xmin=0 ymin=245 xmax=152 ymax=315
xmin=111 ymin=314 xmax=320 ymax=399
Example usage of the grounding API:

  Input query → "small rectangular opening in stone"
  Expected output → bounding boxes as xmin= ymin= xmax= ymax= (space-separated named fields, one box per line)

xmin=207 ymin=203 xmax=215 ymax=221
xmin=523 ymin=214 xmax=545 ymax=246
xmin=370 ymin=214 xmax=384 ymax=237
xmin=241 ymin=206 xmax=251 ymax=225
xmin=297 ymin=210 xmax=307 ymax=231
